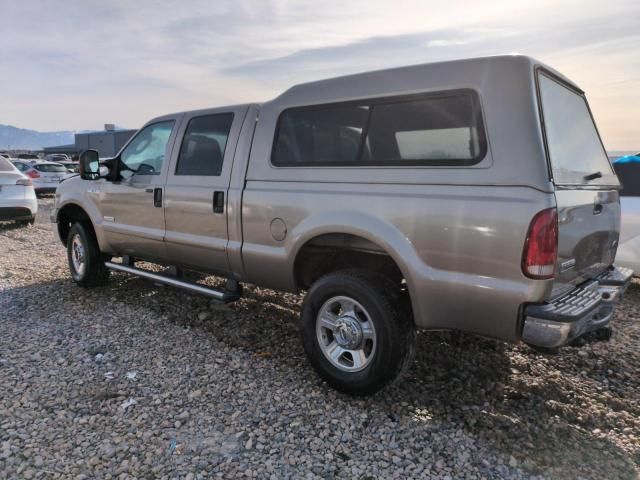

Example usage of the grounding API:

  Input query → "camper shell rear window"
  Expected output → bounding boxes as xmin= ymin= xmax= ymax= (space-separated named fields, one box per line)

xmin=536 ymin=70 xmax=618 ymax=187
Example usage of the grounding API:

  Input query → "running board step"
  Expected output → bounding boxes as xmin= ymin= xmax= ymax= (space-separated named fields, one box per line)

xmin=104 ymin=261 xmax=241 ymax=303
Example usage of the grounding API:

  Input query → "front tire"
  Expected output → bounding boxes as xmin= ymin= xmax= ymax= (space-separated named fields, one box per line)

xmin=67 ymin=222 xmax=109 ymax=287
xmin=300 ymin=270 xmax=415 ymax=395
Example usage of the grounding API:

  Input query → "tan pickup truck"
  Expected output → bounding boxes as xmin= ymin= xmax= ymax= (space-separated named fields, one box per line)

xmin=53 ymin=55 xmax=632 ymax=395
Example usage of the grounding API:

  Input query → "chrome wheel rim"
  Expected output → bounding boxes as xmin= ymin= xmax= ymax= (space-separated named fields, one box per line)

xmin=316 ymin=296 xmax=376 ymax=372
xmin=71 ymin=234 xmax=86 ymax=276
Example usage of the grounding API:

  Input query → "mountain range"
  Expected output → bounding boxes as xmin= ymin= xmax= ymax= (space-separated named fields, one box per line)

xmin=0 ymin=124 xmax=76 ymax=150
xmin=0 ymin=124 xmax=128 ymax=150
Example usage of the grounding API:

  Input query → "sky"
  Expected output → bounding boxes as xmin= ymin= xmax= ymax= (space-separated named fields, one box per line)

xmin=1 ymin=0 xmax=638 ymax=150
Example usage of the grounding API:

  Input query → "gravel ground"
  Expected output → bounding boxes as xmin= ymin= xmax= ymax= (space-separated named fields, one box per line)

xmin=1 ymin=197 xmax=638 ymax=479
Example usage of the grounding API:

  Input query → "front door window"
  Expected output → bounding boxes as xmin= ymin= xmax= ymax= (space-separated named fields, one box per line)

xmin=119 ymin=121 xmax=175 ymax=178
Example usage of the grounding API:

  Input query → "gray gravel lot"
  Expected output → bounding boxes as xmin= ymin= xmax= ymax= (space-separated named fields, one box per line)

xmin=1 ymin=197 xmax=638 ymax=479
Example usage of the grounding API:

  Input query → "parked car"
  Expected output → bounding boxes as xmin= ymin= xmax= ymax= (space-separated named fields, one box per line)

xmin=11 ymin=160 xmax=34 ymax=172
xmin=44 ymin=154 xmax=71 ymax=162
xmin=53 ymin=55 xmax=631 ymax=395
xmin=56 ymin=160 xmax=80 ymax=173
xmin=614 ymin=152 xmax=640 ymax=164
xmin=20 ymin=162 xmax=72 ymax=194
xmin=16 ymin=153 xmax=41 ymax=161
xmin=613 ymin=159 xmax=640 ymax=273
xmin=0 ymin=156 xmax=37 ymax=224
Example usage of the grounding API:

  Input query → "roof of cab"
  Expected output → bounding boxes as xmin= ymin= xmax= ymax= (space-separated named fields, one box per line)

xmin=149 ymin=103 xmax=258 ymax=124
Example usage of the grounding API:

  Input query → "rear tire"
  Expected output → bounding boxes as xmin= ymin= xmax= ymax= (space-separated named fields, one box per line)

xmin=300 ymin=270 xmax=415 ymax=396
xmin=67 ymin=222 xmax=109 ymax=287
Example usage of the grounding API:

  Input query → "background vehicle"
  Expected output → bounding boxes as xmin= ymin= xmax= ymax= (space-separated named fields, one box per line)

xmin=16 ymin=153 xmax=41 ymax=161
xmin=0 ymin=156 xmax=37 ymax=224
xmin=44 ymin=153 xmax=70 ymax=162
xmin=613 ymin=158 xmax=640 ymax=273
xmin=53 ymin=55 xmax=630 ymax=395
xmin=21 ymin=162 xmax=71 ymax=194
xmin=614 ymin=152 xmax=640 ymax=164
xmin=54 ymin=160 xmax=79 ymax=173
xmin=11 ymin=160 xmax=34 ymax=174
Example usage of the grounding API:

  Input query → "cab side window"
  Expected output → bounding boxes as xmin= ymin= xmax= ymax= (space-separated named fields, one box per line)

xmin=120 ymin=120 xmax=175 ymax=176
xmin=175 ymin=113 xmax=234 ymax=176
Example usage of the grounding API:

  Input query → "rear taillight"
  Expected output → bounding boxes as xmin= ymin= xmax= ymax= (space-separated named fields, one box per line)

xmin=522 ymin=208 xmax=558 ymax=279
xmin=16 ymin=178 xmax=32 ymax=186
xmin=26 ymin=169 xmax=40 ymax=179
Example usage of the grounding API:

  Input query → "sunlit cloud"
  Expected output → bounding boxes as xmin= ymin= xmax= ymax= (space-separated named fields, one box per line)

xmin=0 ymin=0 xmax=638 ymax=149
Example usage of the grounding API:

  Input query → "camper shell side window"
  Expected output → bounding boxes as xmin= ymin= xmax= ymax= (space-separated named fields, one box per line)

xmin=271 ymin=90 xmax=487 ymax=167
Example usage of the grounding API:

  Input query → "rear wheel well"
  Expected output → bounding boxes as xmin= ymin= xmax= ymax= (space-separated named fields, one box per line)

xmin=57 ymin=204 xmax=93 ymax=246
xmin=294 ymin=234 xmax=405 ymax=292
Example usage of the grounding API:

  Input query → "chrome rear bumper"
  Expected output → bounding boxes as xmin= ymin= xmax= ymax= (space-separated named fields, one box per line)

xmin=522 ymin=265 xmax=633 ymax=348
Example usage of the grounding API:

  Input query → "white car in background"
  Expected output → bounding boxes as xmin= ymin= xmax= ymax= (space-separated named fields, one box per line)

xmin=12 ymin=161 xmax=72 ymax=194
xmin=44 ymin=153 xmax=70 ymax=162
xmin=613 ymin=158 xmax=640 ymax=273
xmin=0 ymin=156 xmax=37 ymax=224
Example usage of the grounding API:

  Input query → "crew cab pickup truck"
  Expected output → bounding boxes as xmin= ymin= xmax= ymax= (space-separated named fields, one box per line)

xmin=53 ymin=55 xmax=632 ymax=395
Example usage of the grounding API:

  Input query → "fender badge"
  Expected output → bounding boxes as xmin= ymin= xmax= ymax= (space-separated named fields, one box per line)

xmin=560 ymin=259 xmax=576 ymax=272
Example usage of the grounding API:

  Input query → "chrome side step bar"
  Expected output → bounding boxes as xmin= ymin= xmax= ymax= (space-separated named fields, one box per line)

xmin=104 ymin=261 xmax=240 ymax=303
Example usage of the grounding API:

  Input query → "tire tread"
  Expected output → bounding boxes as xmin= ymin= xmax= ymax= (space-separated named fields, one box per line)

xmin=67 ymin=222 xmax=109 ymax=288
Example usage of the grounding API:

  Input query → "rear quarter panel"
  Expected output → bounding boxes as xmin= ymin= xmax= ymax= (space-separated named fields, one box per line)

xmin=241 ymin=56 xmax=557 ymax=342
xmin=242 ymin=182 xmax=553 ymax=341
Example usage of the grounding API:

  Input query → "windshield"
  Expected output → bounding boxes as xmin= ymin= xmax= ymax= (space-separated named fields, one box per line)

xmin=538 ymin=72 xmax=618 ymax=186
xmin=35 ymin=163 xmax=67 ymax=173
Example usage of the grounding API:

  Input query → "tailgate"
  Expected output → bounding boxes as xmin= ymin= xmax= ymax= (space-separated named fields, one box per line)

xmin=553 ymin=189 xmax=620 ymax=298
xmin=536 ymin=70 xmax=622 ymax=298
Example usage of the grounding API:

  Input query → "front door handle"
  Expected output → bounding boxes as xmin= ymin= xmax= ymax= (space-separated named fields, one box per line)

xmin=213 ymin=191 xmax=224 ymax=214
xmin=153 ymin=187 xmax=163 ymax=208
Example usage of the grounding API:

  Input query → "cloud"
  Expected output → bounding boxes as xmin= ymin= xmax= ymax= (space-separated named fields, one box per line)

xmin=225 ymin=14 xmax=638 ymax=81
xmin=0 ymin=0 xmax=638 ymax=148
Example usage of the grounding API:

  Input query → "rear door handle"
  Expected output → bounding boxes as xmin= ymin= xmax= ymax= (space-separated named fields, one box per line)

xmin=594 ymin=203 xmax=603 ymax=215
xmin=153 ymin=187 xmax=163 ymax=208
xmin=213 ymin=191 xmax=224 ymax=214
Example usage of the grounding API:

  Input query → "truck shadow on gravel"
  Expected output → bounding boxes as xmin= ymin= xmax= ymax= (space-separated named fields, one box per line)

xmin=4 ymin=273 xmax=638 ymax=479
xmin=0 ymin=221 xmax=32 ymax=232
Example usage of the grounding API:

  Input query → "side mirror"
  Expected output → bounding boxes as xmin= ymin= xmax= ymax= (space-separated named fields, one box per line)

xmin=79 ymin=150 xmax=100 ymax=180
